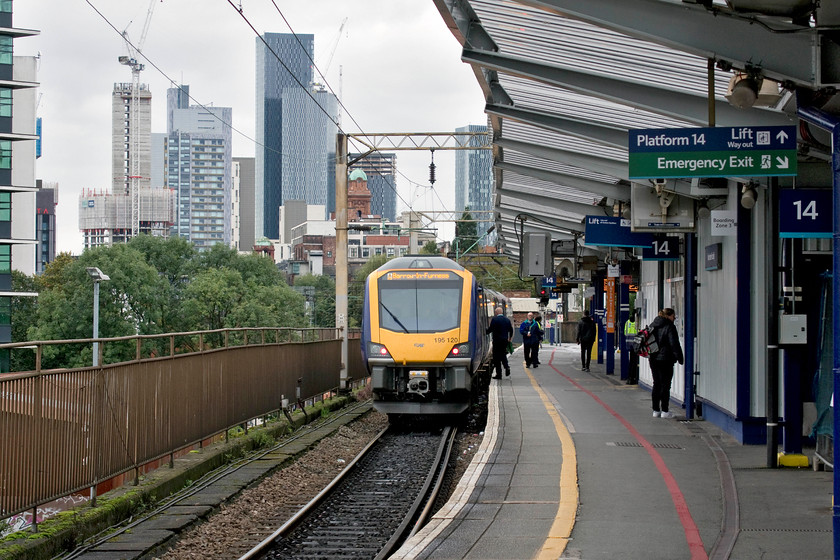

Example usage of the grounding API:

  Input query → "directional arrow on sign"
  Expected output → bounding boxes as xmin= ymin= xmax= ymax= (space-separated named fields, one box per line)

xmin=776 ymin=130 xmax=789 ymax=143
xmin=776 ymin=156 xmax=789 ymax=168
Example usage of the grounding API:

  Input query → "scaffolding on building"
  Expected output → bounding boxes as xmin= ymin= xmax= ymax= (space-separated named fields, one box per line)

xmin=78 ymin=188 xmax=174 ymax=248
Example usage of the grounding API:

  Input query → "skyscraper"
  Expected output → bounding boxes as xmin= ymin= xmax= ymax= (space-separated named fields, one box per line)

xmin=349 ymin=152 xmax=397 ymax=221
xmin=280 ymin=85 xmax=338 ymax=217
xmin=255 ymin=33 xmax=313 ymax=240
xmin=455 ymin=124 xmax=494 ymax=244
xmin=162 ymin=85 xmax=233 ymax=250
xmin=0 ymin=4 xmax=38 ymax=370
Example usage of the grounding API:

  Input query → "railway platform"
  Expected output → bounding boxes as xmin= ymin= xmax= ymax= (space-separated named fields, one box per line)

xmin=392 ymin=344 xmax=833 ymax=560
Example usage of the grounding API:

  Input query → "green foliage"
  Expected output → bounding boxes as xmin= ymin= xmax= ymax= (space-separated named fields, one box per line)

xmin=461 ymin=257 xmax=533 ymax=292
xmin=453 ymin=208 xmax=480 ymax=256
xmin=347 ymin=254 xmax=389 ymax=328
xmin=420 ymin=240 xmax=439 ymax=254
xmin=15 ymin=237 xmax=311 ymax=368
xmin=293 ymin=274 xmax=336 ymax=327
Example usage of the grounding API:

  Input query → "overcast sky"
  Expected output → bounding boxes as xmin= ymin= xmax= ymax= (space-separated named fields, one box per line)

xmin=14 ymin=0 xmax=487 ymax=255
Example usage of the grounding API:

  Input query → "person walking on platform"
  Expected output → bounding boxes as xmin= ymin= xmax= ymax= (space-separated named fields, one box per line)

xmin=520 ymin=312 xmax=538 ymax=367
xmin=576 ymin=310 xmax=597 ymax=372
xmin=649 ymin=308 xmax=684 ymax=418
xmin=486 ymin=307 xmax=513 ymax=379
xmin=531 ymin=314 xmax=544 ymax=367
xmin=624 ymin=310 xmax=639 ymax=385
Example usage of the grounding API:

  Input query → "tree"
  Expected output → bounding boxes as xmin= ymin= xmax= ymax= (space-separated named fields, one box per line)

xmin=348 ymin=254 xmax=388 ymax=328
xmin=28 ymin=244 xmax=168 ymax=368
xmin=420 ymin=240 xmax=439 ymax=254
xmin=180 ymin=268 xmax=245 ymax=333
xmin=294 ymin=274 xmax=336 ymax=327
xmin=11 ymin=270 xmax=38 ymax=371
xmin=453 ymin=208 xmax=479 ymax=256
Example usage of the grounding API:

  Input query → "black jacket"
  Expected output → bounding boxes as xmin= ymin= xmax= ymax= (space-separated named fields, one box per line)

xmin=486 ymin=314 xmax=513 ymax=342
xmin=649 ymin=315 xmax=684 ymax=366
xmin=576 ymin=316 xmax=596 ymax=343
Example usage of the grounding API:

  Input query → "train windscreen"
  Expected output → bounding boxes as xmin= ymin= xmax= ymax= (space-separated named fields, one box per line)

xmin=377 ymin=271 xmax=463 ymax=333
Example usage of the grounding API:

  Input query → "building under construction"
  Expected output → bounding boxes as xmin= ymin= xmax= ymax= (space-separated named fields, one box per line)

xmin=78 ymin=82 xmax=173 ymax=248
xmin=78 ymin=187 xmax=174 ymax=249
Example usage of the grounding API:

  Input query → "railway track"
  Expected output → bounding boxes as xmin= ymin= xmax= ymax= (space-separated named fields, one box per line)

xmin=241 ymin=426 xmax=457 ymax=560
xmin=52 ymin=400 xmax=377 ymax=560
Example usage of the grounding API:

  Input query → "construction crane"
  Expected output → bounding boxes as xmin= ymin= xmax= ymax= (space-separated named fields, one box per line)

xmin=119 ymin=0 xmax=157 ymax=240
xmin=322 ymin=17 xmax=348 ymax=78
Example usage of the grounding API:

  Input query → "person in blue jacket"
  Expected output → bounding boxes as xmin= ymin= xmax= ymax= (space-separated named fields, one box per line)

xmin=520 ymin=312 xmax=538 ymax=367
xmin=531 ymin=314 xmax=544 ymax=367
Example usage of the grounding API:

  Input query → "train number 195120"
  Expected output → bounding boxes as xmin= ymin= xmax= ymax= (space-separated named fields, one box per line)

xmin=435 ymin=337 xmax=459 ymax=344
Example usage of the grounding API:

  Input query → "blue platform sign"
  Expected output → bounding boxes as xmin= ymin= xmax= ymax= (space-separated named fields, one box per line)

xmin=779 ymin=189 xmax=833 ymax=238
xmin=584 ymin=216 xmax=655 ymax=248
xmin=629 ymin=125 xmax=797 ymax=179
xmin=541 ymin=275 xmax=556 ymax=287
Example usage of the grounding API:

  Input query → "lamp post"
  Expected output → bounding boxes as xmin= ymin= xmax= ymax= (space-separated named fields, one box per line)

xmin=86 ymin=267 xmax=110 ymax=367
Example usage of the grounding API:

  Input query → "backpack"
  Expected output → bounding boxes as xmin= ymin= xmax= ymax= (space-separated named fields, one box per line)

xmin=633 ymin=326 xmax=659 ymax=358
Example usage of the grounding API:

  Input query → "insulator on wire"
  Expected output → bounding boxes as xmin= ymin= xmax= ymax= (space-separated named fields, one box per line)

xmin=429 ymin=149 xmax=436 ymax=185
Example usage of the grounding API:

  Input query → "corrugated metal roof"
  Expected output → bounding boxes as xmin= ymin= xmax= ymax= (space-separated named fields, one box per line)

xmin=436 ymin=0 xmax=812 ymax=256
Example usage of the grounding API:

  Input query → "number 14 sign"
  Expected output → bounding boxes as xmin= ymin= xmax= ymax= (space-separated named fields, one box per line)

xmin=642 ymin=237 xmax=680 ymax=261
xmin=779 ymin=189 xmax=832 ymax=238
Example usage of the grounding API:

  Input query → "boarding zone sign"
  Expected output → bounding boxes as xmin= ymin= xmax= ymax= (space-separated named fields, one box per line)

xmin=629 ymin=126 xmax=797 ymax=179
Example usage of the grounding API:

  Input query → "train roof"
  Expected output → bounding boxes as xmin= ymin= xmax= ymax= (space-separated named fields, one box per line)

xmin=375 ymin=256 xmax=465 ymax=272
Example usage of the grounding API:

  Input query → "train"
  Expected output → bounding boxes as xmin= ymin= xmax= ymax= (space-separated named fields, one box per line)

xmin=361 ymin=255 xmax=511 ymax=418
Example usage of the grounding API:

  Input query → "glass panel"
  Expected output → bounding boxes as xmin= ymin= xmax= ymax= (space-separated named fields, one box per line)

xmin=0 ymin=89 xmax=11 ymax=118
xmin=0 ymin=245 xmax=10 ymax=273
xmin=378 ymin=274 xmax=462 ymax=333
xmin=0 ymin=191 xmax=9 ymax=221
xmin=0 ymin=37 xmax=11 ymax=66
xmin=0 ymin=141 xmax=11 ymax=169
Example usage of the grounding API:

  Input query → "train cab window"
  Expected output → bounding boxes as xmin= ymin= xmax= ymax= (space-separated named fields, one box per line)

xmin=378 ymin=277 xmax=462 ymax=333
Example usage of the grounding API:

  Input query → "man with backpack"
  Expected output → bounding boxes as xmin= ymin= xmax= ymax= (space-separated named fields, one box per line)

xmin=575 ymin=310 xmax=597 ymax=372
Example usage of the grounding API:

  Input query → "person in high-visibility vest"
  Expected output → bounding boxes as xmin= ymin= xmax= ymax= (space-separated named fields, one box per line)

xmin=624 ymin=310 xmax=639 ymax=385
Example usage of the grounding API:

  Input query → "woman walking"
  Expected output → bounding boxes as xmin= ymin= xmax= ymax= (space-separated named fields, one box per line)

xmin=648 ymin=308 xmax=684 ymax=418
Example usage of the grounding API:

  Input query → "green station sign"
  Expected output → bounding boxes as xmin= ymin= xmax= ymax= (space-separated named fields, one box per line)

xmin=628 ymin=126 xmax=797 ymax=179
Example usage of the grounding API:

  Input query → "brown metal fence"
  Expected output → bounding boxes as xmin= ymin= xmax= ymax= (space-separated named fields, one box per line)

xmin=0 ymin=328 xmax=366 ymax=521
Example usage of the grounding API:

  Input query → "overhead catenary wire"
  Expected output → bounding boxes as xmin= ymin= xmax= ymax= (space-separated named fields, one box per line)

xmin=85 ymin=0 xmax=456 ymax=243
xmin=245 ymin=0 xmax=456 ymax=239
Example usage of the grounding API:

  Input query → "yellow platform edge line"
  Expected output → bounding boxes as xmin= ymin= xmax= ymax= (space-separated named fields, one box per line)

xmin=526 ymin=367 xmax=579 ymax=560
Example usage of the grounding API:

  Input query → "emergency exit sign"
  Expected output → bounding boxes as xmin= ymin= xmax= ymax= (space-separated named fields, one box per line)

xmin=629 ymin=126 xmax=797 ymax=179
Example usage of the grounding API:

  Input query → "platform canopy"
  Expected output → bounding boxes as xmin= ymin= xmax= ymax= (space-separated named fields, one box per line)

xmin=433 ymin=0 xmax=839 ymax=261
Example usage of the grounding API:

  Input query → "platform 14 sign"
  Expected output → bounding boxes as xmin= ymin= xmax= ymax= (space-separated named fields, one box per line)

xmin=779 ymin=189 xmax=832 ymax=238
xmin=629 ymin=126 xmax=797 ymax=179
xmin=643 ymin=237 xmax=679 ymax=261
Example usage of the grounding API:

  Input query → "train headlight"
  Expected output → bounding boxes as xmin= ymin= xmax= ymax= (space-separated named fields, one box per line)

xmin=448 ymin=343 xmax=470 ymax=357
xmin=369 ymin=343 xmax=391 ymax=358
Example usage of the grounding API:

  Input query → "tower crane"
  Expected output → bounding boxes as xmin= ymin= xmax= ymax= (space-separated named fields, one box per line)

xmin=322 ymin=17 xmax=348 ymax=78
xmin=119 ymin=0 xmax=157 ymax=239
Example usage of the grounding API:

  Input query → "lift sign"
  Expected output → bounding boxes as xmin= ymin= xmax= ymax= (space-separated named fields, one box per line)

xmin=779 ymin=189 xmax=832 ymax=238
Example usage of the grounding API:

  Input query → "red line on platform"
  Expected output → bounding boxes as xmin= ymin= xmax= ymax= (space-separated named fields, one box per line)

xmin=548 ymin=351 xmax=708 ymax=560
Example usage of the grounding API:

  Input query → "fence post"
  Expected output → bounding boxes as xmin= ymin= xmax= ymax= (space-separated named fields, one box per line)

xmin=136 ymin=337 xmax=141 ymax=361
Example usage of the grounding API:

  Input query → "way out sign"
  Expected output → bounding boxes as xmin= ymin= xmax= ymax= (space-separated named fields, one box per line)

xmin=629 ymin=126 xmax=797 ymax=179
xmin=779 ymin=189 xmax=833 ymax=238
